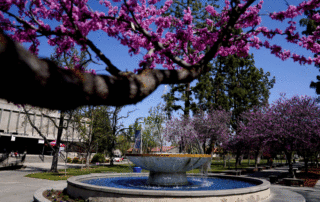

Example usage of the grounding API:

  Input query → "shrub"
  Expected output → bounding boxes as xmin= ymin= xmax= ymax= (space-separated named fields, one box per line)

xmin=72 ymin=157 xmax=79 ymax=163
xmin=91 ymin=153 xmax=106 ymax=163
xmin=66 ymin=157 xmax=72 ymax=163
xmin=80 ymin=158 xmax=86 ymax=163
xmin=62 ymin=195 xmax=69 ymax=200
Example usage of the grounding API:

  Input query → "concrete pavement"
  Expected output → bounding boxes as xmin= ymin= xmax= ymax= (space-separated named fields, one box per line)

xmin=0 ymin=161 xmax=319 ymax=202
xmin=242 ymin=162 xmax=320 ymax=202
xmin=0 ymin=161 xmax=129 ymax=202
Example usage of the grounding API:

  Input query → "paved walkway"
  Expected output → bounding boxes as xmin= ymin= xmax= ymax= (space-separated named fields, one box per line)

xmin=241 ymin=162 xmax=320 ymax=202
xmin=0 ymin=161 xmax=319 ymax=202
xmin=0 ymin=161 xmax=130 ymax=202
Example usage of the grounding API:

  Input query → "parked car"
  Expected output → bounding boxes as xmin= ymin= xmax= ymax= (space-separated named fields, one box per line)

xmin=113 ymin=157 xmax=123 ymax=162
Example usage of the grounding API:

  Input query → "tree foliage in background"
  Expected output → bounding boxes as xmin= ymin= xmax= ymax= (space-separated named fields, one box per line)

xmin=143 ymin=102 xmax=168 ymax=152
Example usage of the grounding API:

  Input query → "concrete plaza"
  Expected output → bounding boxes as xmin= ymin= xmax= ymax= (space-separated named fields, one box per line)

xmin=0 ymin=161 xmax=319 ymax=202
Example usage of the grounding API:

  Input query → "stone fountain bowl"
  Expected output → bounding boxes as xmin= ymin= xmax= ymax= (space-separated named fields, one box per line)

xmin=126 ymin=153 xmax=212 ymax=172
xmin=126 ymin=154 xmax=212 ymax=186
xmin=67 ymin=173 xmax=271 ymax=202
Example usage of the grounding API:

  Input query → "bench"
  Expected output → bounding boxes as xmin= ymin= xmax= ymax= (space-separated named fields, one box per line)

xmin=265 ymin=166 xmax=271 ymax=169
xmin=269 ymin=175 xmax=278 ymax=184
xmin=246 ymin=167 xmax=257 ymax=172
xmin=257 ymin=167 xmax=264 ymax=171
xmin=283 ymin=178 xmax=304 ymax=187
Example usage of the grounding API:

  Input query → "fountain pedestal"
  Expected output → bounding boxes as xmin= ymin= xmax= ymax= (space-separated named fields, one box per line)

xmin=148 ymin=171 xmax=188 ymax=186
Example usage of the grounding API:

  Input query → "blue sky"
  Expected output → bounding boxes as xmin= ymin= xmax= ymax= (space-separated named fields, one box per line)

xmin=7 ymin=0 xmax=320 ymax=143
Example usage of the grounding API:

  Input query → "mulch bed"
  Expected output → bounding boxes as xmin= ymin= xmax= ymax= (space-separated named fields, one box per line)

xmin=43 ymin=189 xmax=85 ymax=202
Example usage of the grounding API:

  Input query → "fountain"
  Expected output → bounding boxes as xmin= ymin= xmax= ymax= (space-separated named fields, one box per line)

xmin=67 ymin=153 xmax=271 ymax=201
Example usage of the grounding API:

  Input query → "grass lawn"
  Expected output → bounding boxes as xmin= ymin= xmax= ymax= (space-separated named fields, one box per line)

xmin=26 ymin=159 xmax=269 ymax=180
xmin=26 ymin=159 xmax=320 ymax=188
xmin=25 ymin=164 xmax=148 ymax=181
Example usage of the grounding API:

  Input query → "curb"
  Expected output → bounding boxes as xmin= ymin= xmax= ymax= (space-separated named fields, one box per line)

xmin=34 ymin=185 xmax=306 ymax=202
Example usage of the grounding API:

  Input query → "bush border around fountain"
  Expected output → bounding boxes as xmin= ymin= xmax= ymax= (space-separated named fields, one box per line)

xmin=67 ymin=173 xmax=271 ymax=201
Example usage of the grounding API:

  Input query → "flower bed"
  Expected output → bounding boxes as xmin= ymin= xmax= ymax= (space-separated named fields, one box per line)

xmin=43 ymin=189 xmax=84 ymax=202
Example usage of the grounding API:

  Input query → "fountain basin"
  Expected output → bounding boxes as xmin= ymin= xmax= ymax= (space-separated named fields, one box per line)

xmin=67 ymin=173 xmax=271 ymax=202
xmin=126 ymin=154 xmax=211 ymax=186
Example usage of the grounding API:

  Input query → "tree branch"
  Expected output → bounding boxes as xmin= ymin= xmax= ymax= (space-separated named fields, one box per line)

xmin=124 ymin=1 xmax=196 ymax=70
xmin=0 ymin=29 xmax=210 ymax=111
xmin=199 ymin=0 xmax=256 ymax=67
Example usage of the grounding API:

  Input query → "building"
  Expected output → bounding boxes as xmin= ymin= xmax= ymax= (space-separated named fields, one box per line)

xmin=0 ymin=99 xmax=84 ymax=155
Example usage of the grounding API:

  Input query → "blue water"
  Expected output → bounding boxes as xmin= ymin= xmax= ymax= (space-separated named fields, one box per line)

xmin=82 ymin=177 xmax=257 ymax=191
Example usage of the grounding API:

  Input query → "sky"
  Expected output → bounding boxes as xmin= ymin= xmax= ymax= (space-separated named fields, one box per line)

xmin=6 ymin=0 xmax=320 ymax=145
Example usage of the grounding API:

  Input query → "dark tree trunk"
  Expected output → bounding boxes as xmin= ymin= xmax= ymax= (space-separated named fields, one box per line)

xmin=254 ymin=150 xmax=260 ymax=169
xmin=109 ymin=140 xmax=115 ymax=166
xmin=239 ymin=154 xmax=243 ymax=165
xmin=285 ymin=151 xmax=294 ymax=178
xmin=85 ymin=151 xmax=91 ymax=168
xmin=50 ymin=113 xmax=65 ymax=173
xmin=302 ymin=152 xmax=309 ymax=174
xmin=235 ymin=150 xmax=241 ymax=170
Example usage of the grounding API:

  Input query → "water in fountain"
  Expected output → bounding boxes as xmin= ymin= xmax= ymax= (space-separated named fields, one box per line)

xmin=81 ymin=154 xmax=258 ymax=191
xmin=82 ymin=176 xmax=257 ymax=191
xmin=68 ymin=153 xmax=271 ymax=201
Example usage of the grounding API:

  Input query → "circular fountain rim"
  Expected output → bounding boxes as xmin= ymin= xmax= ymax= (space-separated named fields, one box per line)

xmin=67 ymin=173 xmax=270 ymax=197
xmin=126 ymin=154 xmax=211 ymax=157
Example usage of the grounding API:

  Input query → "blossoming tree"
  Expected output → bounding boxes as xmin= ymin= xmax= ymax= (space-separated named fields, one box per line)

xmin=0 ymin=0 xmax=320 ymax=110
xmin=236 ymin=104 xmax=272 ymax=169
xmin=267 ymin=94 xmax=320 ymax=176
xmin=237 ymin=94 xmax=320 ymax=177
xmin=164 ymin=106 xmax=231 ymax=155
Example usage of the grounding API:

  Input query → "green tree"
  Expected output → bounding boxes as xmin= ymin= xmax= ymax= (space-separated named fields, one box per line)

xmin=106 ymin=107 xmax=137 ymax=164
xmin=200 ymin=54 xmax=275 ymax=131
xmin=90 ymin=106 xmax=113 ymax=154
xmin=141 ymin=126 xmax=157 ymax=154
xmin=73 ymin=105 xmax=104 ymax=168
xmin=143 ymin=102 xmax=168 ymax=152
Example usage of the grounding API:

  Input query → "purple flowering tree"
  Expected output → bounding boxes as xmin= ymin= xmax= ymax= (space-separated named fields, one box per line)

xmin=236 ymin=104 xmax=272 ymax=169
xmin=1 ymin=1 xmax=320 ymax=110
xmin=271 ymin=94 xmax=320 ymax=174
xmin=164 ymin=106 xmax=231 ymax=155
xmin=241 ymin=94 xmax=320 ymax=177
